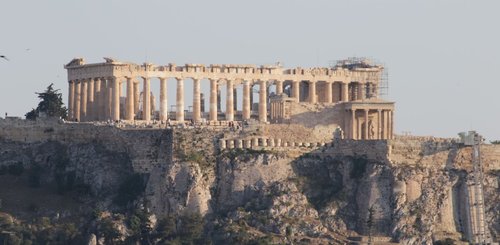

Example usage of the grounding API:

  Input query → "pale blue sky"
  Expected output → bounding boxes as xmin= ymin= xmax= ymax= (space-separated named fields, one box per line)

xmin=1 ymin=0 xmax=499 ymax=140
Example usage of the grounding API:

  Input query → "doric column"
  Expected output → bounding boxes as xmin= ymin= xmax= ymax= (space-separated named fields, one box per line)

xmin=94 ymin=78 xmax=101 ymax=121
xmin=125 ymin=77 xmax=134 ymax=120
xmin=276 ymin=80 xmax=283 ymax=95
xmin=87 ymin=78 xmax=94 ymax=121
xmin=382 ymin=110 xmax=388 ymax=139
xmin=226 ymin=79 xmax=234 ymax=121
xmin=259 ymin=80 xmax=267 ymax=122
xmin=80 ymin=79 xmax=88 ymax=121
xmin=364 ymin=109 xmax=369 ymax=140
xmin=68 ymin=81 xmax=75 ymax=120
xmin=98 ymin=78 xmax=105 ymax=120
xmin=308 ymin=81 xmax=317 ymax=103
xmin=377 ymin=109 xmax=382 ymax=140
xmin=292 ymin=80 xmax=300 ymax=101
xmin=193 ymin=78 xmax=201 ymax=122
xmin=111 ymin=77 xmax=121 ymax=121
xmin=106 ymin=79 xmax=113 ymax=120
xmin=133 ymin=81 xmax=140 ymax=116
xmin=325 ymin=81 xmax=333 ymax=103
xmin=389 ymin=110 xmax=394 ymax=139
xmin=160 ymin=78 xmax=168 ymax=121
xmin=351 ymin=109 xmax=356 ymax=139
xmin=142 ymin=77 xmax=151 ymax=121
xmin=74 ymin=81 xmax=81 ymax=122
xmin=176 ymin=77 xmax=184 ymax=122
xmin=358 ymin=83 xmax=366 ymax=101
xmin=243 ymin=80 xmax=251 ymax=120
xmin=341 ymin=82 xmax=349 ymax=102
xmin=209 ymin=79 xmax=217 ymax=121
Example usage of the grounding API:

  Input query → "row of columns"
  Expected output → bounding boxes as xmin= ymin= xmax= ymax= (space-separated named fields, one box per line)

xmin=346 ymin=109 xmax=393 ymax=140
xmin=68 ymin=78 xmax=379 ymax=123
xmin=289 ymin=80 xmax=376 ymax=103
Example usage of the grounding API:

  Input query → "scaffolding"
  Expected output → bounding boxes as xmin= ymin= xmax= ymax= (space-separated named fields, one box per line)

xmin=458 ymin=131 xmax=492 ymax=244
xmin=329 ymin=57 xmax=389 ymax=100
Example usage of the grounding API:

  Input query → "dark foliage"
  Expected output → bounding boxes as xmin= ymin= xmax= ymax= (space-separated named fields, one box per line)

xmin=25 ymin=83 xmax=67 ymax=120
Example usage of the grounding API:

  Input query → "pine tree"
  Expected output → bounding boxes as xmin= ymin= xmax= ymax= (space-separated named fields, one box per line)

xmin=25 ymin=83 xmax=67 ymax=120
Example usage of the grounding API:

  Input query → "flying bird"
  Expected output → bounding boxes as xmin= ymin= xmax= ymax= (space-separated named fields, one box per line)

xmin=0 ymin=55 xmax=9 ymax=61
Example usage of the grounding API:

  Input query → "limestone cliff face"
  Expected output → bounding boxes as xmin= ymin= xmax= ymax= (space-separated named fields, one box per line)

xmin=1 ymin=120 xmax=499 ymax=244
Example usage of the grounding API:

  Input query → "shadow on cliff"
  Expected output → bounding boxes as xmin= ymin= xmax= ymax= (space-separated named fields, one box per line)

xmin=288 ymin=141 xmax=394 ymax=237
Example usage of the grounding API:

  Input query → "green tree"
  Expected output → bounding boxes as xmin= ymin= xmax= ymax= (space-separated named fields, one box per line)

xmin=25 ymin=83 xmax=67 ymax=120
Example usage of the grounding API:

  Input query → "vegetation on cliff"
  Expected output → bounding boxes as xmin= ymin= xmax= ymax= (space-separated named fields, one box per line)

xmin=25 ymin=83 xmax=67 ymax=120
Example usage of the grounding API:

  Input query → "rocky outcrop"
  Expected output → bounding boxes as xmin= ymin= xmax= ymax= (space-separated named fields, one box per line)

xmin=0 ymin=120 xmax=499 ymax=244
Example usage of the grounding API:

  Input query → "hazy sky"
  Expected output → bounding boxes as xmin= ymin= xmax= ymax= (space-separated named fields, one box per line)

xmin=1 ymin=0 xmax=499 ymax=140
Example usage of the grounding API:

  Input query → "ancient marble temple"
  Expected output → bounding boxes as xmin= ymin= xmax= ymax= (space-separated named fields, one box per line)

xmin=65 ymin=57 xmax=394 ymax=140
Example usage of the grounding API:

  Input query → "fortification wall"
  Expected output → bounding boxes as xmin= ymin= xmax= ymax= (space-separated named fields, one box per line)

xmin=0 ymin=118 xmax=173 ymax=173
xmin=389 ymin=135 xmax=500 ymax=171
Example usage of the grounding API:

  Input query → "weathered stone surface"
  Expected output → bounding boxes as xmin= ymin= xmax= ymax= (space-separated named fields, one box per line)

xmin=0 ymin=119 xmax=499 ymax=243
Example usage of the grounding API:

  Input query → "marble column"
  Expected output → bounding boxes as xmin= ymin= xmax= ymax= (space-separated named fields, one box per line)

xmin=243 ymin=80 xmax=251 ymax=120
xmin=351 ymin=109 xmax=356 ymax=139
xmin=87 ymin=78 xmax=94 ymax=121
xmin=364 ymin=109 xmax=369 ymax=140
xmin=126 ymin=77 xmax=134 ymax=120
xmin=210 ymin=79 xmax=217 ymax=121
xmin=106 ymin=79 xmax=113 ymax=120
xmin=80 ymin=79 xmax=88 ymax=121
xmin=377 ymin=109 xmax=382 ymax=140
xmin=358 ymin=83 xmax=366 ymax=101
xmin=292 ymin=80 xmax=300 ymax=101
xmin=98 ymin=78 xmax=105 ymax=120
xmin=160 ymin=78 xmax=168 ymax=121
xmin=259 ymin=80 xmax=267 ymax=122
xmin=74 ymin=81 xmax=81 ymax=121
xmin=325 ymin=81 xmax=333 ymax=103
xmin=94 ymin=78 xmax=101 ymax=121
xmin=382 ymin=110 xmax=388 ymax=139
xmin=176 ymin=77 xmax=184 ymax=122
xmin=389 ymin=110 xmax=394 ymax=139
xmin=68 ymin=81 xmax=74 ymax=120
xmin=226 ymin=79 xmax=234 ymax=121
xmin=276 ymin=80 xmax=283 ymax=94
xmin=341 ymin=82 xmax=349 ymax=102
xmin=133 ymin=81 xmax=140 ymax=116
xmin=111 ymin=77 xmax=120 ymax=121
xmin=142 ymin=77 xmax=151 ymax=121
xmin=309 ymin=81 xmax=317 ymax=103
xmin=193 ymin=78 xmax=201 ymax=122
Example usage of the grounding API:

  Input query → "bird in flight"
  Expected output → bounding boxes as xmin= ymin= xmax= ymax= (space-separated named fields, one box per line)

xmin=0 ymin=55 xmax=9 ymax=61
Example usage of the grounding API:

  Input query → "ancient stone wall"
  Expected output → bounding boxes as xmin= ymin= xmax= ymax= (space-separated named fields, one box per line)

xmin=0 ymin=118 xmax=173 ymax=173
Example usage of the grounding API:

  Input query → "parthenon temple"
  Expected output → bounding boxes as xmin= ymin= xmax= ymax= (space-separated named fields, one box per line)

xmin=65 ymin=57 xmax=395 ymax=140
